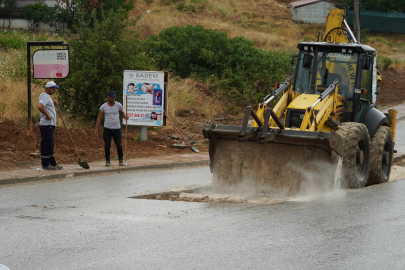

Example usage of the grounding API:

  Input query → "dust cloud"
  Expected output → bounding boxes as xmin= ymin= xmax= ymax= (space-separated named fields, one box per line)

xmin=139 ymin=144 xmax=405 ymax=204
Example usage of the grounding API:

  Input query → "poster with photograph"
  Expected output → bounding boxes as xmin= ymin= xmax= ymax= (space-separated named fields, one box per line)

xmin=123 ymin=70 xmax=165 ymax=126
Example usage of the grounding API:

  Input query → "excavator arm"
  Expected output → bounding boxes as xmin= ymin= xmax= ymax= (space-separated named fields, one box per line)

xmin=324 ymin=8 xmax=352 ymax=43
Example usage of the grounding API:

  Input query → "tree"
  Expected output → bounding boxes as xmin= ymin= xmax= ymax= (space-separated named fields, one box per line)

xmin=3 ymin=0 xmax=17 ymax=29
xmin=22 ymin=3 xmax=49 ymax=31
xmin=102 ymin=0 xmax=134 ymax=12
xmin=56 ymin=8 xmax=152 ymax=122
xmin=47 ymin=4 xmax=71 ymax=32
xmin=55 ymin=0 xmax=134 ymax=29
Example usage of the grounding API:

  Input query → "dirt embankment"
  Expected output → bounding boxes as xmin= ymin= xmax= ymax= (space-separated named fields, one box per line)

xmin=0 ymin=118 xmax=204 ymax=171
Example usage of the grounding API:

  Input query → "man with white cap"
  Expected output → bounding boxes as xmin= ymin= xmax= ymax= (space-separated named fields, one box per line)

xmin=37 ymin=81 xmax=63 ymax=170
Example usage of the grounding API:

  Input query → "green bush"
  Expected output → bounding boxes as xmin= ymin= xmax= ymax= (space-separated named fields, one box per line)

xmin=176 ymin=3 xmax=185 ymax=10
xmin=162 ymin=0 xmax=182 ymax=4
xmin=378 ymin=55 xmax=393 ymax=70
xmin=176 ymin=2 xmax=197 ymax=12
xmin=145 ymin=25 xmax=293 ymax=105
xmin=184 ymin=4 xmax=196 ymax=12
xmin=360 ymin=28 xmax=369 ymax=43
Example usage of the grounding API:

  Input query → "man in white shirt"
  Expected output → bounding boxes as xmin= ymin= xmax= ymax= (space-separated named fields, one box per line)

xmin=94 ymin=90 xmax=129 ymax=166
xmin=37 ymin=81 xmax=63 ymax=170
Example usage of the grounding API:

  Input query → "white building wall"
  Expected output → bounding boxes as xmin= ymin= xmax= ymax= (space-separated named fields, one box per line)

xmin=291 ymin=2 xmax=336 ymax=24
xmin=44 ymin=0 xmax=58 ymax=7
xmin=1 ymin=18 xmax=58 ymax=31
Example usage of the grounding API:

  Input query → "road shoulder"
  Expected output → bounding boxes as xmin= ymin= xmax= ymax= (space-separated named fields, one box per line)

xmin=0 ymin=152 xmax=209 ymax=185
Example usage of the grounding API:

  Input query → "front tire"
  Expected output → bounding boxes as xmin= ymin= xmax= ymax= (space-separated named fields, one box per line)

xmin=335 ymin=123 xmax=370 ymax=189
xmin=367 ymin=126 xmax=393 ymax=185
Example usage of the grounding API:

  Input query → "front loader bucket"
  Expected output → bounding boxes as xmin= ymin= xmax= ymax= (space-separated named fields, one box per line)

xmin=202 ymin=123 xmax=344 ymax=195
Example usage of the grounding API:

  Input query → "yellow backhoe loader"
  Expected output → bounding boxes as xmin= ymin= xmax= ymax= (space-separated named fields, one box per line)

xmin=202 ymin=6 xmax=397 ymax=192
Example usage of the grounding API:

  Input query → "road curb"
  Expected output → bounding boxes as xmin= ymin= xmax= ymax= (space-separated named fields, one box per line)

xmin=0 ymin=159 xmax=210 ymax=186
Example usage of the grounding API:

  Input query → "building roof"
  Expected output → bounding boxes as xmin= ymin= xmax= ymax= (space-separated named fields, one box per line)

xmin=290 ymin=0 xmax=340 ymax=8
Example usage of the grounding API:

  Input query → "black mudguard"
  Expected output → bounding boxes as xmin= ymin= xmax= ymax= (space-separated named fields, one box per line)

xmin=361 ymin=105 xmax=388 ymax=137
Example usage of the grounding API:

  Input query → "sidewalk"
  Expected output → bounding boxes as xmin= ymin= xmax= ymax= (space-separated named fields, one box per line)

xmin=0 ymin=152 xmax=210 ymax=185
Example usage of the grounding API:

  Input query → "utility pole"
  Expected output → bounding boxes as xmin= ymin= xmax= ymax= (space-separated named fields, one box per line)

xmin=353 ymin=0 xmax=361 ymax=43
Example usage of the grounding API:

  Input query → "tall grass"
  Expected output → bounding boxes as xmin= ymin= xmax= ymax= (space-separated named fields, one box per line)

xmin=391 ymin=58 xmax=405 ymax=71
xmin=167 ymin=77 xmax=223 ymax=119
xmin=0 ymin=79 xmax=44 ymax=124
xmin=0 ymin=31 xmax=27 ymax=50
xmin=0 ymin=30 xmax=67 ymax=126
xmin=0 ymin=30 xmax=64 ymax=50
xmin=130 ymin=0 xmax=302 ymax=51
xmin=0 ymin=49 xmax=26 ymax=80
xmin=131 ymin=0 xmax=405 ymax=54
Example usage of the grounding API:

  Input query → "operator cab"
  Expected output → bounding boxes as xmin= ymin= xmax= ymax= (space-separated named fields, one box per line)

xmin=293 ymin=42 xmax=377 ymax=122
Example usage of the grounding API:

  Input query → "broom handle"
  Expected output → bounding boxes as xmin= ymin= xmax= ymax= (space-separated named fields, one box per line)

xmin=56 ymin=103 xmax=81 ymax=159
xmin=125 ymin=95 xmax=128 ymax=161
xmin=163 ymin=111 xmax=190 ymax=146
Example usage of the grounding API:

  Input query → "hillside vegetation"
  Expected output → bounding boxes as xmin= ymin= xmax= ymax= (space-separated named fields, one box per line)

xmin=1 ymin=0 xmax=405 ymax=126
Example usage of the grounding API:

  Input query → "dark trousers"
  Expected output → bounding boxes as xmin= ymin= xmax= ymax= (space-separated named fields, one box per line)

xmin=40 ymin=125 xmax=57 ymax=167
xmin=103 ymin=128 xmax=123 ymax=161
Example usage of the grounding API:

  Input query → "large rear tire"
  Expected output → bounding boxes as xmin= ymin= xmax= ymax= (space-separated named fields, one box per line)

xmin=367 ymin=126 xmax=393 ymax=185
xmin=335 ymin=123 xmax=370 ymax=189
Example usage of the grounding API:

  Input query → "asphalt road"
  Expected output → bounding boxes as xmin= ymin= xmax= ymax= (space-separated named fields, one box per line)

xmin=1 ymin=165 xmax=405 ymax=270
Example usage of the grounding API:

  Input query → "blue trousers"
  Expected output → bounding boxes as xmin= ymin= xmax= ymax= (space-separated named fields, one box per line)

xmin=40 ymin=125 xmax=57 ymax=167
xmin=103 ymin=128 xmax=123 ymax=161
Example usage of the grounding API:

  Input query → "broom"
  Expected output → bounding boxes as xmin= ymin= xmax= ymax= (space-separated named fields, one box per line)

xmin=163 ymin=111 xmax=199 ymax=153
xmin=56 ymin=103 xmax=90 ymax=169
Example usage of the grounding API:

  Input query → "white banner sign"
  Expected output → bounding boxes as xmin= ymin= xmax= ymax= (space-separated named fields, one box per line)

xmin=123 ymin=70 xmax=165 ymax=126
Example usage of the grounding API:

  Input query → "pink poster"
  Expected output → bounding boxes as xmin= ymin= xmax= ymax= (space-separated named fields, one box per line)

xmin=33 ymin=50 xmax=70 ymax=79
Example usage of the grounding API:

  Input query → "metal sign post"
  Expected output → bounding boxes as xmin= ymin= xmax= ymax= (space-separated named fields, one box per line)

xmin=27 ymin=41 xmax=70 ymax=128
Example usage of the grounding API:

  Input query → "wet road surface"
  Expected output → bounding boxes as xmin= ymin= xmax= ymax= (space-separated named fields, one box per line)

xmin=1 ymin=166 xmax=405 ymax=269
